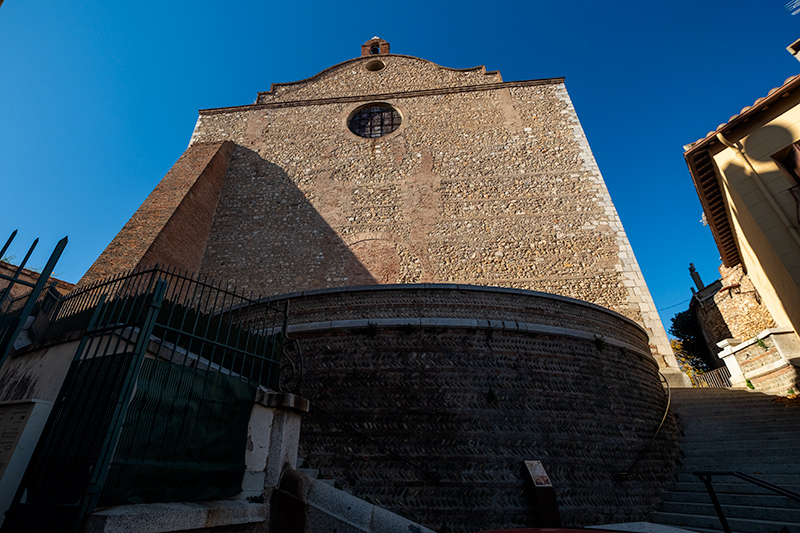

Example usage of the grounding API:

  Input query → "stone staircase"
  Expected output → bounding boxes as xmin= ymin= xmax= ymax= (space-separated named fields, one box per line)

xmin=273 ymin=458 xmax=435 ymax=532
xmin=650 ymin=387 xmax=800 ymax=533
xmin=296 ymin=457 xmax=342 ymax=490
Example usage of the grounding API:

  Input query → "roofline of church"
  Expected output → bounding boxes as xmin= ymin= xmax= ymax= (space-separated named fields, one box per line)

xmin=198 ymin=77 xmax=566 ymax=116
xmin=260 ymin=54 xmax=501 ymax=96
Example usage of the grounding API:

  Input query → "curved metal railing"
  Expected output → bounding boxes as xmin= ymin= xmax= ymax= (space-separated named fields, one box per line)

xmin=618 ymin=370 xmax=672 ymax=480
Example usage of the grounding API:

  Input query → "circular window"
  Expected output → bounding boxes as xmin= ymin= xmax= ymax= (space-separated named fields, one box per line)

xmin=365 ymin=59 xmax=385 ymax=71
xmin=348 ymin=104 xmax=402 ymax=138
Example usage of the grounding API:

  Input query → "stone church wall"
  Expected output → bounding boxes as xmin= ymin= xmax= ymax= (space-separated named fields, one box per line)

xmin=187 ymin=52 xmax=671 ymax=362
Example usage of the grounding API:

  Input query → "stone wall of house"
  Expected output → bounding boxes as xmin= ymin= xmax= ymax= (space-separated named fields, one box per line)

xmin=695 ymin=264 xmax=776 ymax=349
xmin=264 ymin=285 xmax=678 ymax=531
xmin=189 ymin=52 xmax=672 ymax=363
xmin=731 ymin=332 xmax=800 ymax=395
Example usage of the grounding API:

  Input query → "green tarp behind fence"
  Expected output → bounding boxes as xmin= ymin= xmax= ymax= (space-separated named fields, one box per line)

xmin=100 ymin=358 xmax=256 ymax=506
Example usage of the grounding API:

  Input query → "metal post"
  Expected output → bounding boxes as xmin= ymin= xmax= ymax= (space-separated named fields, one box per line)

xmin=0 ymin=236 xmax=67 ymax=368
xmin=697 ymin=473 xmax=732 ymax=533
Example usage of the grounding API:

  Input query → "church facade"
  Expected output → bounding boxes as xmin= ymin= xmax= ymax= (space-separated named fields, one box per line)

xmin=84 ymin=38 xmax=675 ymax=370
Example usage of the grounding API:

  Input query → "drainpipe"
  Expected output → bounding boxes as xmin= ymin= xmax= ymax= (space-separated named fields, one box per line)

xmin=716 ymin=132 xmax=800 ymax=249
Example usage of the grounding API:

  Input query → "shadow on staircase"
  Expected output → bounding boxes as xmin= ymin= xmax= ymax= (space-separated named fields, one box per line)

xmin=650 ymin=387 xmax=800 ymax=533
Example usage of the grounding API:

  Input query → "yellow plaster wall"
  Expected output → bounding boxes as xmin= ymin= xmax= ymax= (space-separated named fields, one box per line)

xmin=711 ymin=108 xmax=800 ymax=335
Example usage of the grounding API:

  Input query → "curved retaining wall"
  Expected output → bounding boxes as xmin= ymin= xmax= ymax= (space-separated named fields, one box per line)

xmin=266 ymin=285 xmax=677 ymax=531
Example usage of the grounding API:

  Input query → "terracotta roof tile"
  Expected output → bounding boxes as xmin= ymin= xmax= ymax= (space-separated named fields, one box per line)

xmin=687 ymin=73 xmax=800 ymax=150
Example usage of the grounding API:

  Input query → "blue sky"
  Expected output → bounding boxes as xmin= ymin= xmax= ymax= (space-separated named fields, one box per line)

xmin=1 ymin=1 xmax=798 ymax=333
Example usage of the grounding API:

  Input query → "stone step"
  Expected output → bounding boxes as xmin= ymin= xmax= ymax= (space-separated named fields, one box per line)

xmin=670 ymin=389 xmax=772 ymax=399
xmin=671 ymin=390 xmax=795 ymax=400
xmin=679 ymin=423 xmax=799 ymax=438
xmin=662 ymin=490 xmax=800 ymax=509
xmin=677 ymin=408 xmax=800 ymax=420
xmin=678 ymin=453 xmax=800 ymax=465
xmin=670 ymin=391 xmax=780 ymax=401
xmin=679 ymin=433 xmax=800 ymax=449
xmin=675 ymin=407 xmax=794 ymax=420
xmin=670 ymin=391 xmax=764 ymax=402
xmin=673 ymin=528 xmax=739 ymax=533
xmin=675 ymin=407 xmax=800 ymax=421
xmin=677 ymin=405 xmax=800 ymax=417
xmin=296 ymin=457 xmax=343 ymax=489
xmin=659 ymin=501 xmax=800 ymax=522
xmin=677 ymin=440 xmax=800 ymax=452
xmin=670 ymin=386 xmax=765 ymax=393
xmin=666 ymin=481 xmax=800 ymax=495
xmin=680 ymin=448 xmax=800 ymax=462
xmin=677 ymin=466 xmax=800 ymax=478
xmin=673 ymin=471 xmax=800 ymax=484
xmin=680 ymin=439 xmax=800 ymax=451
xmin=297 ymin=467 xmax=319 ymax=479
xmin=670 ymin=397 xmax=781 ymax=408
xmin=650 ymin=510 xmax=800 ymax=533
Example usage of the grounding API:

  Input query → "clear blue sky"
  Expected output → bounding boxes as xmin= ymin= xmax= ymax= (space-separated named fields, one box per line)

xmin=1 ymin=1 xmax=798 ymax=333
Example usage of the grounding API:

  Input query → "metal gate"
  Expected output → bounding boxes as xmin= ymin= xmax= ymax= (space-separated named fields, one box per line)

xmin=2 ymin=267 xmax=286 ymax=533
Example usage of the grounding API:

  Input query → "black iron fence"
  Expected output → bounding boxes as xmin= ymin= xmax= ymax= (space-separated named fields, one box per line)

xmin=3 ymin=266 xmax=287 ymax=533
xmin=0 ymin=230 xmax=67 ymax=366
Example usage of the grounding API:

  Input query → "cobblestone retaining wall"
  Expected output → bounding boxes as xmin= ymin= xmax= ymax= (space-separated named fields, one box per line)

xmin=266 ymin=286 xmax=678 ymax=531
xmin=731 ymin=332 xmax=800 ymax=395
xmin=695 ymin=264 xmax=776 ymax=351
xmin=189 ymin=52 xmax=671 ymax=363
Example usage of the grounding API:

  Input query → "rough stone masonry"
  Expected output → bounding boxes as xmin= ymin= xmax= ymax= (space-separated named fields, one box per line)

xmin=84 ymin=38 xmax=676 ymax=369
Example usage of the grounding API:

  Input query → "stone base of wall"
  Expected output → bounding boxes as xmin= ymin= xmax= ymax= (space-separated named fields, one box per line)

xmin=695 ymin=264 xmax=776 ymax=359
xmin=717 ymin=328 xmax=800 ymax=396
xmin=256 ymin=285 xmax=679 ymax=531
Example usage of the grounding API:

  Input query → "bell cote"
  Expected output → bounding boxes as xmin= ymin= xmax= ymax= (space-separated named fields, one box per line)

xmin=361 ymin=37 xmax=390 ymax=57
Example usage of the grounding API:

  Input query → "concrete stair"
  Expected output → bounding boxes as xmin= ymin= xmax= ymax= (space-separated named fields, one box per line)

xmin=650 ymin=387 xmax=800 ymax=533
xmin=296 ymin=457 xmax=348 ymax=491
xmin=276 ymin=459 xmax=435 ymax=532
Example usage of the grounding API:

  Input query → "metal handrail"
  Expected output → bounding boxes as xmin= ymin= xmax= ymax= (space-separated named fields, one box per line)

xmin=618 ymin=370 xmax=671 ymax=479
xmin=694 ymin=471 xmax=800 ymax=533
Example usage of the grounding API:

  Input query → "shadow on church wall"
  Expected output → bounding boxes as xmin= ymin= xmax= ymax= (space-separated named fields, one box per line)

xmin=199 ymin=145 xmax=377 ymax=296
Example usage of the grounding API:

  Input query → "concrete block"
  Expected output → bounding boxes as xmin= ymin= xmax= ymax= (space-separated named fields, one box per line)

xmin=307 ymin=479 xmax=373 ymax=530
xmin=370 ymin=505 xmax=435 ymax=533
xmin=240 ymin=471 xmax=267 ymax=493
xmin=85 ymin=500 xmax=266 ymax=533
xmin=306 ymin=506 xmax=367 ymax=533
xmin=244 ymin=404 xmax=274 ymax=471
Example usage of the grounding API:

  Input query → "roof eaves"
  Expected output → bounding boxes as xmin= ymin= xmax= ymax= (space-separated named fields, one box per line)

xmin=685 ymin=73 xmax=800 ymax=153
xmin=682 ymin=72 xmax=800 ymax=269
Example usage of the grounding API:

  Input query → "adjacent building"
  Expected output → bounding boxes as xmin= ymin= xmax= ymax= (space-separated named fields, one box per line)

xmin=683 ymin=39 xmax=800 ymax=394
